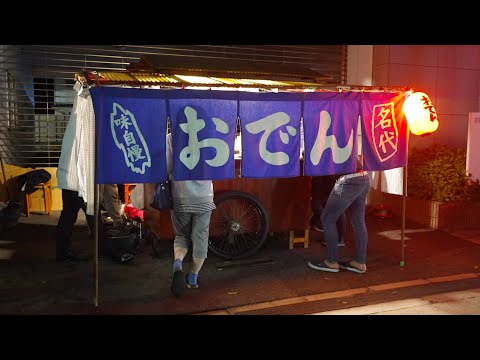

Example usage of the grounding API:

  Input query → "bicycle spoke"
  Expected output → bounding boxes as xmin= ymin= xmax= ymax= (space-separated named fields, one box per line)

xmin=209 ymin=191 xmax=269 ymax=259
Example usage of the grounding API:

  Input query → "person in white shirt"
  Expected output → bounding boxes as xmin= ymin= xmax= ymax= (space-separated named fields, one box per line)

xmin=56 ymin=75 xmax=98 ymax=262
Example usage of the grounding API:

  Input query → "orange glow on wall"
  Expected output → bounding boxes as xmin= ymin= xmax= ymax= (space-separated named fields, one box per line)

xmin=403 ymin=92 xmax=439 ymax=135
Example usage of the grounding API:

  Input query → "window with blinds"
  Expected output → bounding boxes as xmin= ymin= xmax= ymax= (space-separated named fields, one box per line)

xmin=0 ymin=45 xmax=347 ymax=168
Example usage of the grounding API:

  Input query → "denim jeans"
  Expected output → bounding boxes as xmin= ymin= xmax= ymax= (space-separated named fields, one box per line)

xmin=321 ymin=174 xmax=370 ymax=264
xmin=314 ymin=204 xmax=346 ymax=243
xmin=311 ymin=176 xmax=346 ymax=242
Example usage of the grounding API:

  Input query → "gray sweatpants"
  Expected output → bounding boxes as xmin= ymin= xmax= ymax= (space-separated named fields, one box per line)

xmin=170 ymin=210 xmax=212 ymax=259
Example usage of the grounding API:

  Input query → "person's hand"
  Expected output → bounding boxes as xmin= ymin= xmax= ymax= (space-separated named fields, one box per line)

xmin=74 ymin=73 xmax=87 ymax=85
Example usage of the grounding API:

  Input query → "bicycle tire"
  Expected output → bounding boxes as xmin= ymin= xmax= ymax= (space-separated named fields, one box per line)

xmin=209 ymin=190 xmax=269 ymax=260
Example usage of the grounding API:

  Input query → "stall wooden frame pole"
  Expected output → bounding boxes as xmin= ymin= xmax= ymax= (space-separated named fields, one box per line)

xmin=93 ymin=114 xmax=99 ymax=307
xmin=400 ymin=125 xmax=410 ymax=267
xmin=93 ymin=184 xmax=99 ymax=307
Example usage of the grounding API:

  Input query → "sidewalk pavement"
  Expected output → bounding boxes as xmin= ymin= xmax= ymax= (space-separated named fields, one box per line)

xmin=1 ymin=209 xmax=480 ymax=315
xmin=312 ymin=287 xmax=480 ymax=315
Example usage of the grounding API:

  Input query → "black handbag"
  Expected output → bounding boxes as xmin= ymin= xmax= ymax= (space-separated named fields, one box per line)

xmin=150 ymin=180 xmax=173 ymax=210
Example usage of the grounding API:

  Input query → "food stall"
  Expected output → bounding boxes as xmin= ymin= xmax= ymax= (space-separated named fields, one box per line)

xmin=86 ymin=56 xmax=412 ymax=261
xmin=86 ymin=56 xmax=328 ymax=260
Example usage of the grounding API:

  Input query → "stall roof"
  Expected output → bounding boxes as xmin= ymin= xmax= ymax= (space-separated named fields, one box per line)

xmin=84 ymin=55 xmax=332 ymax=90
xmin=83 ymin=55 xmax=411 ymax=93
xmin=127 ymin=55 xmax=332 ymax=82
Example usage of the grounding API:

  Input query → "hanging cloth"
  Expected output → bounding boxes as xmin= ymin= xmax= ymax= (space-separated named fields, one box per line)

xmin=57 ymin=80 xmax=96 ymax=215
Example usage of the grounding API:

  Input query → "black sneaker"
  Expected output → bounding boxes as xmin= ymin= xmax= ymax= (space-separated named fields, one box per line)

xmin=171 ymin=270 xmax=186 ymax=297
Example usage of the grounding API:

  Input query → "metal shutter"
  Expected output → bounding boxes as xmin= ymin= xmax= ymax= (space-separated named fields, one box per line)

xmin=0 ymin=44 xmax=347 ymax=168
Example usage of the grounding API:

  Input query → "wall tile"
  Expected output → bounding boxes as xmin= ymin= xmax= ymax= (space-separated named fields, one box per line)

xmin=387 ymin=64 xmax=438 ymax=100
xmin=372 ymin=64 xmax=389 ymax=86
xmin=438 ymin=45 xmax=480 ymax=70
xmin=418 ymin=114 xmax=468 ymax=149
xmin=389 ymin=45 xmax=439 ymax=67
xmin=436 ymin=67 xmax=480 ymax=115
xmin=373 ymin=45 xmax=390 ymax=66
xmin=347 ymin=45 xmax=373 ymax=85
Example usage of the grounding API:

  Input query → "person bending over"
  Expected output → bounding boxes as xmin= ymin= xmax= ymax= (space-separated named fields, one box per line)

xmin=166 ymin=133 xmax=216 ymax=297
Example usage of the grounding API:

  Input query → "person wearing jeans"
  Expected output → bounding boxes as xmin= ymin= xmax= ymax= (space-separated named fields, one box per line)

xmin=310 ymin=175 xmax=346 ymax=246
xmin=308 ymin=170 xmax=370 ymax=274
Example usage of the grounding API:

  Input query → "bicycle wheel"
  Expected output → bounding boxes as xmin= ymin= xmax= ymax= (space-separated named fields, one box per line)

xmin=209 ymin=191 xmax=269 ymax=260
